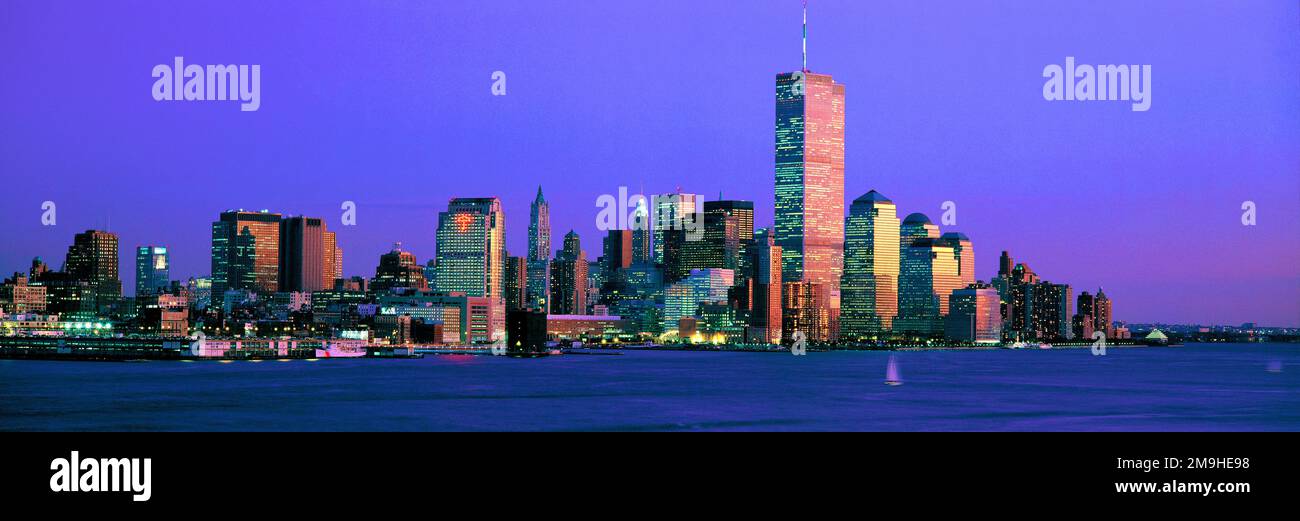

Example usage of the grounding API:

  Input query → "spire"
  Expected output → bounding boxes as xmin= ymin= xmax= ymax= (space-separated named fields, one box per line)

xmin=802 ymin=0 xmax=808 ymax=72
xmin=534 ymin=185 xmax=545 ymax=202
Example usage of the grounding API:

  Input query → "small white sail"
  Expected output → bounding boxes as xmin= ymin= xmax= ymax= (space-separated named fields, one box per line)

xmin=885 ymin=354 xmax=902 ymax=386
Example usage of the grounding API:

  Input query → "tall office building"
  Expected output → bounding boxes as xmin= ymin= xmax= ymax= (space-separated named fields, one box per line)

xmin=840 ymin=190 xmax=901 ymax=340
xmin=944 ymin=283 xmax=1003 ymax=344
xmin=700 ymin=200 xmax=754 ymax=278
xmin=652 ymin=192 xmax=699 ymax=266
xmin=211 ymin=210 xmax=282 ymax=296
xmin=599 ymin=229 xmax=634 ymax=306
xmin=748 ymin=228 xmax=783 ymax=344
xmin=325 ymin=229 xmax=342 ymax=285
xmin=896 ymin=237 xmax=961 ymax=336
xmin=434 ymin=197 xmax=506 ymax=300
xmin=900 ymin=213 xmax=940 ymax=246
xmin=526 ymin=186 xmax=551 ymax=312
xmin=774 ymin=6 xmax=845 ymax=303
xmin=64 ymin=230 xmax=122 ymax=312
xmin=372 ymin=243 xmax=427 ymax=293
xmin=1094 ymin=288 xmax=1113 ymax=338
xmin=663 ymin=282 xmax=696 ymax=333
xmin=135 ymin=246 xmax=170 ymax=298
xmin=940 ymin=232 xmax=975 ymax=287
xmin=1004 ymin=261 xmax=1040 ymax=339
xmin=686 ymin=268 xmax=735 ymax=304
xmin=1031 ymin=282 xmax=1073 ymax=341
xmin=602 ymin=230 xmax=634 ymax=277
xmin=1074 ymin=291 xmax=1096 ymax=339
xmin=505 ymin=255 xmax=527 ymax=312
xmin=549 ymin=231 xmax=588 ymax=315
xmin=782 ymin=281 xmax=832 ymax=343
xmin=279 ymin=216 xmax=340 ymax=293
xmin=631 ymin=197 xmax=653 ymax=265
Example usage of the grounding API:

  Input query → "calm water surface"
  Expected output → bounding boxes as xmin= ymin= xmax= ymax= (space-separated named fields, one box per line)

xmin=1 ymin=343 xmax=1297 ymax=431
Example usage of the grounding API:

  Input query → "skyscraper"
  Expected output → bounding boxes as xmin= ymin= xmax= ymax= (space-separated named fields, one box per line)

xmin=944 ymin=283 xmax=1003 ymax=344
xmin=279 ymin=216 xmax=340 ymax=293
xmin=526 ymin=186 xmax=551 ymax=312
xmin=748 ymin=228 xmax=783 ymax=344
xmin=372 ymin=243 xmax=427 ymax=293
xmin=64 ymin=230 xmax=122 ymax=312
xmin=211 ymin=210 xmax=282 ymax=296
xmin=602 ymin=229 xmax=634 ymax=277
xmin=654 ymin=191 xmax=700 ymax=282
xmin=630 ymin=197 xmax=653 ymax=265
xmin=505 ymin=255 xmax=527 ymax=312
xmin=599 ymin=229 xmax=634 ymax=307
xmin=1074 ymin=291 xmax=1096 ymax=339
xmin=840 ymin=190 xmax=901 ymax=340
xmin=900 ymin=213 xmax=940 ymax=246
xmin=686 ymin=268 xmax=735 ymax=304
xmin=940 ymin=232 xmax=975 ymax=287
xmin=326 ymin=229 xmax=342 ymax=285
xmin=434 ymin=197 xmax=506 ymax=301
xmin=782 ymin=281 xmax=832 ymax=343
xmin=1031 ymin=282 xmax=1073 ymax=341
xmin=896 ymin=236 xmax=961 ymax=336
xmin=135 ymin=246 xmax=170 ymax=298
xmin=700 ymin=200 xmax=754 ymax=278
xmin=774 ymin=8 xmax=845 ymax=301
xmin=1094 ymin=288 xmax=1113 ymax=338
xmin=549 ymin=231 xmax=588 ymax=315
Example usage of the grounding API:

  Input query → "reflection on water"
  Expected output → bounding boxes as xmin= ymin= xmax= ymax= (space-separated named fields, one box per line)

xmin=1 ymin=343 xmax=1297 ymax=431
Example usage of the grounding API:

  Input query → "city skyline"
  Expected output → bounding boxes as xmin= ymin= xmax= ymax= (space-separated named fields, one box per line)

xmin=1 ymin=1 xmax=1297 ymax=327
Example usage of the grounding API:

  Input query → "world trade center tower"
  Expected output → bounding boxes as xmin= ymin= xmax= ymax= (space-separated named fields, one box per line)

xmin=774 ymin=5 xmax=845 ymax=311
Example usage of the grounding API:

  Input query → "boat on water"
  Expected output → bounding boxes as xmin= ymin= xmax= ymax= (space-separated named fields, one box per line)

xmin=885 ymin=355 xmax=903 ymax=386
xmin=1038 ymin=343 xmax=1053 ymax=350
xmin=315 ymin=343 xmax=367 ymax=358
xmin=1003 ymin=341 xmax=1030 ymax=349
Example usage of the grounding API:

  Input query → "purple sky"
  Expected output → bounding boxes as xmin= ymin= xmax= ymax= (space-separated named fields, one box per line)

xmin=2 ymin=1 xmax=1298 ymax=327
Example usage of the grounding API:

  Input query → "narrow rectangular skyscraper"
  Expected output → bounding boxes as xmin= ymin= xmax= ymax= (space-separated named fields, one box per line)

xmin=774 ymin=71 xmax=845 ymax=304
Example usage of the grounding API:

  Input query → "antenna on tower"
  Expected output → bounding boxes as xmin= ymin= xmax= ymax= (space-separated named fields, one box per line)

xmin=802 ymin=0 xmax=808 ymax=72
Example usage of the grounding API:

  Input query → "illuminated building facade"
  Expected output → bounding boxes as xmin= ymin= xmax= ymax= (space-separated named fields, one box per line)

xmin=549 ymin=231 xmax=587 ymax=315
xmin=211 ymin=210 xmax=282 ymax=296
xmin=774 ymin=70 xmax=845 ymax=301
xmin=372 ymin=243 xmax=427 ymax=293
xmin=940 ymin=232 xmax=975 ymax=287
xmin=505 ymin=255 xmax=527 ymax=312
xmin=279 ymin=216 xmax=340 ymax=293
xmin=748 ymin=228 xmax=783 ymax=344
xmin=699 ymin=200 xmax=754 ymax=279
xmin=781 ymin=281 xmax=832 ymax=343
xmin=944 ymin=284 xmax=1002 ymax=344
xmin=896 ymin=236 xmax=961 ymax=336
xmin=1030 ymin=282 xmax=1073 ymax=341
xmin=434 ymin=197 xmax=506 ymax=303
xmin=135 ymin=246 xmax=170 ymax=298
xmin=526 ymin=186 xmax=551 ymax=312
xmin=1093 ymin=288 xmax=1113 ymax=338
xmin=840 ymin=190 xmax=900 ymax=340
xmin=0 ymin=273 xmax=46 ymax=314
xmin=652 ymin=192 xmax=699 ymax=267
xmin=64 ymin=230 xmax=122 ymax=313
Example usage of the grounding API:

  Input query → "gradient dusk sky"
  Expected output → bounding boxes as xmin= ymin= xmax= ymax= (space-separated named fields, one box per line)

xmin=2 ymin=1 xmax=1297 ymax=326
